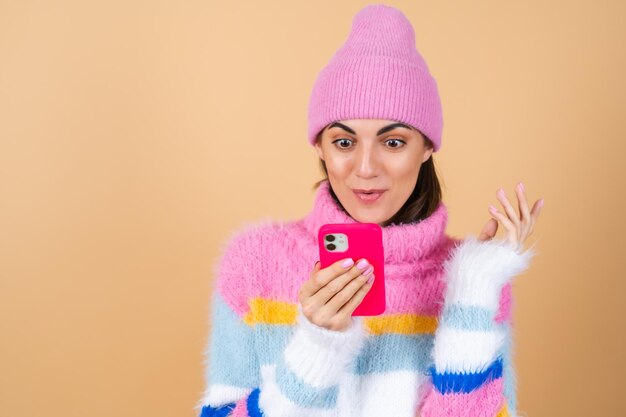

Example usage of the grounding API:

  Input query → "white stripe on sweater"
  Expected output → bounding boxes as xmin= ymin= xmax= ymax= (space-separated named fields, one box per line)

xmin=283 ymin=304 xmax=368 ymax=388
xmin=432 ymin=326 xmax=507 ymax=373
xmin=259 ymin=364 xmax=336 ymax=417
xmin=337 ymin=370 xmax=428 ymax=417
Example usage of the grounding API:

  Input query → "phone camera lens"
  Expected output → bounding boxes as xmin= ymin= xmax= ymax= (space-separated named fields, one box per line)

xmin=325 ymin=234 xmax=335 ymax=242
xmin=326 ymin=243 xmax=336 ymax=251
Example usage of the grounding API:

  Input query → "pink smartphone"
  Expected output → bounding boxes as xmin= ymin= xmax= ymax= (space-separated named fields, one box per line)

xmin=318 ymin=223 xmax=386 ymax=316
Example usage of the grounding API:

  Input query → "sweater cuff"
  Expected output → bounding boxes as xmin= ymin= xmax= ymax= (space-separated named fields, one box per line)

xmin=280 ymin=304 xmax=368 ymax=388
xmin=443 ymin=235 xmax=536 ymax=311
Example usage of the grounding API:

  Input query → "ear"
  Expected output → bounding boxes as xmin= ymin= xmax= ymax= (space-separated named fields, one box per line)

xmin=314 ymin=139 xmax=325 ymax=161
xmin=422 ymin=147 xmax=434 ymax=163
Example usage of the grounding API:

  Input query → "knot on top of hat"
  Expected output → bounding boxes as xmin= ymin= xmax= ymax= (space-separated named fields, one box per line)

xmin=334 ymin=4 xmax=426 ymax=69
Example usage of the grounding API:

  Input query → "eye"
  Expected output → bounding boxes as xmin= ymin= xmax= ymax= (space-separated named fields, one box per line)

xmin=332 ymin=138 xmax=354 ymax=149
xmin=385 ymin=138 xmax=406 ymax=149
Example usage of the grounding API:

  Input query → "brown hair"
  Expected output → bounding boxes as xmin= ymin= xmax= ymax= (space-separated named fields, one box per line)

xmin=312 ymin=129 xmax=443 ymax=227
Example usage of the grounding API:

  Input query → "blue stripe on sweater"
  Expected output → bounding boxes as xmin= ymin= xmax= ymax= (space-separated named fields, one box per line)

xmin=207 ymin=292 xmax=260 ymax=388
xmin=352 ymin=333 xmax=435 ymax=374
xmin=439 ymin=304 xmax=506 ymax=332
xmin=199 ymin=402 xmax=236 ymax=417
xmin=254 ymin=324 xmax=292 ymax=365
xmin=428 ymin=357 xmax=504 ymax=394
xmin=274 ymin=358 xmax=338 ymax=409
xmin=500 ymin=323 xmax=517 ymax=412
xmin=256 ymin=326 xmax=436 ymax=376
xmin=247 ymin=388 xmax=264 ymax=417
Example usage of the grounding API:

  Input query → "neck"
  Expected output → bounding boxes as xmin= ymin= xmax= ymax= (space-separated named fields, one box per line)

xmin=302 ymin=180 xmax=449 ymax=264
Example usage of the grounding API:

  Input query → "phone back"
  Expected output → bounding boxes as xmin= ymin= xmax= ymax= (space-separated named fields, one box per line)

xmin=318 ymin=222 xmax=385 ymax=316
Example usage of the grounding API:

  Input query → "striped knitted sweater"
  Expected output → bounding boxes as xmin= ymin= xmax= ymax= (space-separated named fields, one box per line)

xmin=197 ymin=180 xmax=535 ymax=417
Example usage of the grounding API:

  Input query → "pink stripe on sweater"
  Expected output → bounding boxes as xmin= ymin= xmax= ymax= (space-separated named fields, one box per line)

xmin=231 ymin=396 xmax=249 ymax=417
xmin=495 ymin=282 xmax=513 ymax=324
xmin=419 ymin=377 xmax=505 ymax=417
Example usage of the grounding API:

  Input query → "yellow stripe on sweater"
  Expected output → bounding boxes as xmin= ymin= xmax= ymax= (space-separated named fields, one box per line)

xmin=496 ymin=403 xmax=510 ymax=417
xmin=243 ymin=298 xmax=297 ymax=326
xmin=243 ymin=298 xmax=438 ymax=335
xmin=364 ymin=314 xmax=438 ymax=335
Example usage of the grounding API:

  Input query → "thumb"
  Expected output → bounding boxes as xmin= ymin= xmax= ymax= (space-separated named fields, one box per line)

xmin=478 ymin=218 xmax=498 ymax=242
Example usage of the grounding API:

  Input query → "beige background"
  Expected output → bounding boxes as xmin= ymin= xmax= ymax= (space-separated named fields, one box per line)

xmin=1 ymin=1 xmax=624 ymax=416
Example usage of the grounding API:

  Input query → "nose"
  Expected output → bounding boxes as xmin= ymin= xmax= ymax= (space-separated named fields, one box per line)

xmin=355 ymin=144 xmax=380 ymax=179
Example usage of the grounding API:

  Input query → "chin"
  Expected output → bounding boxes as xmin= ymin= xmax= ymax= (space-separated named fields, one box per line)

xmin=349 ymin=207 xmax=387 ymax=224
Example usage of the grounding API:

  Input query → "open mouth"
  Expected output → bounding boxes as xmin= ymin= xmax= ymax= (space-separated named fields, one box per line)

xmin=353 ymin=190 xmax=385 ymax=203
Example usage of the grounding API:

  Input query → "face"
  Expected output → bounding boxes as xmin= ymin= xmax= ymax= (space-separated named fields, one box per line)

xmin=314 ymin=119 xmax=433 ymax=226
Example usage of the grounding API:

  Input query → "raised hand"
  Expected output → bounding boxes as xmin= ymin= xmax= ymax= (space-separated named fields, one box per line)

xmin=478 ymin=182 xmax=544 ymax=252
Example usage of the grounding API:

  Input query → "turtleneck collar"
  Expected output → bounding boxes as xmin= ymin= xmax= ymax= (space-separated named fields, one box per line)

xmin=302 ymin=180 xmax=450 ymax=264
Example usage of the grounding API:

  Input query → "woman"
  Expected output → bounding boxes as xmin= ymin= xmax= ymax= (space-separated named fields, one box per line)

xmin=197 ymin=5 xmax=543 ymax=417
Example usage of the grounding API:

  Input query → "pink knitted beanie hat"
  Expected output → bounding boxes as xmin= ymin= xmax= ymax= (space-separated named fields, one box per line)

xmin=307 ymin=4 xmax=443 ymax=152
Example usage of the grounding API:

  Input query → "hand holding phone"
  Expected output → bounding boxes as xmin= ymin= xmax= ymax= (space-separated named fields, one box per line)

xmin=318 ymin=222 xmax=385 ymax=317
xmin=297 ymin=257 xmax=375 ymax=332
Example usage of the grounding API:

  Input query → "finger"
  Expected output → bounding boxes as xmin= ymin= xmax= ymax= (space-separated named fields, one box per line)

xmin=314 ymin=260 xmax=373 ymax=306
xmin=488 ymin=204 xmax=516 ymax=235
xmin=478 ymin=218 xmax=498 ymax=241
xmin=304 ymin=257 xmax=356 ymax=297
xmin=489 ymin=205 xmax=519 ymax=248
xmin=515 ymin=182 xmax=532 ymax=241
xmin=324 ymin=269 xmax=374 ymax=314
xmin=299 ymin=260 xmax=322 ymax=299
xmin=337 ymin=275 xmax=375 ymax=317
xmin=529 ymin=198 xmax=544 ymax=223
xmin=515 ymin=182 xmax=531 ymax=224
xmin=496 ymin=187 xmax=521 ymax=229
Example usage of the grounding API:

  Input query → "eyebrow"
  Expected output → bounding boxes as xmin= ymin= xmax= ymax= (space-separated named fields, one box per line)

xmin=327 ymin=122 xmax=414 ymax=136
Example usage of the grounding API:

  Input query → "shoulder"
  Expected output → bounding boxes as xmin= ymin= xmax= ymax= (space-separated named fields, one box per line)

xmin=217 ymin=217 xmax=301 ymax=265
xmin=213 ymin=218 xmax=299 ymax=313
xmin=436 ymin=234 xmax=465 ymax=262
